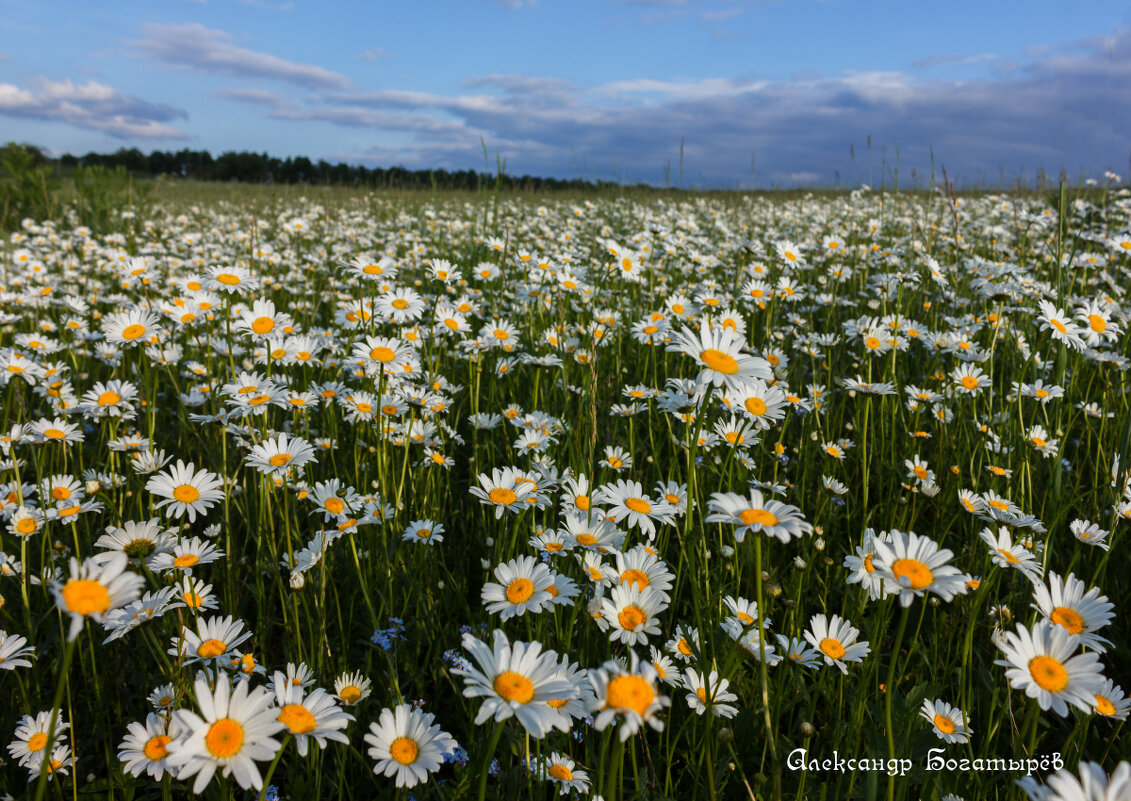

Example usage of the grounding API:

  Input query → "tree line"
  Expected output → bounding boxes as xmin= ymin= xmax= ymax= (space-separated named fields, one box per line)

xmin=46 ymin=146 xmax=627 ymax=192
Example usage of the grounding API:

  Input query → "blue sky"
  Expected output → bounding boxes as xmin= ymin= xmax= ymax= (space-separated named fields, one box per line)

xmin=1 ymin=0 xmax=1129 ymax=187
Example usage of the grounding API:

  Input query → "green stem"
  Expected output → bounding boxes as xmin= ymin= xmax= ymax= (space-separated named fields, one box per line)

xmin=885 ymin=603 xmax=912 ymax=801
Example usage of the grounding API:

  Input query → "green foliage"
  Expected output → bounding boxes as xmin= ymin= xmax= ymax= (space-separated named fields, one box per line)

xmin=71 ymin=164 xmax=152 ymax=236
xmin=0 ymin=142 xmax=59 ymax=231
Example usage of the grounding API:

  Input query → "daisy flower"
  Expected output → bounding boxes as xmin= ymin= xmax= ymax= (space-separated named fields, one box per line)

xmin=1036 ymin=299 xmax=1086 ymax=351
xmin=601 ymin=583 xmax=668 ymax=646
xmin=207 ymin=264 xmax=259 ymax=293
xmin=560 ymin=513 xmax=625 ymax=554
xmin=246 ymin=433 xmax=317 ymax=476
xmin=165 ymin=673 xmax=285 ymax=794
xmin=804 ymin=613 xmax=870 ymax=674
xmin=481 ymin=555 xmax=555 ymax=620
xmin=588 ymin=649 xmax=670 ymax=741
xmin=1017 ymin=761 xmax=1131 ymax=801
xmin=0 ymin=629 xmax=36 ymax=670
xmin=402 ymin=519 xmax=444 ymax=545
xmin=666 ymin=625 xmax=701 ymax=662
xmin=30 ymin=416 xmax=84 ymax=444
xmin=667 ymin=319 xmax=773 ymax=394
xmin=365 ymin=704 xmax=456 ymax=789
xmin=118 ymin=712 xmax=186 ymax=779
xmin=683 ymin=669 xmax=739 ymax=718
xmin=235 ymin=298 xmax=292 ymax=339
xmin=844 ymin=529 xmax=891 ymax=601
xmin=775 ymin=634 xmax=824 ymax=669
xmin=454 ymin=629 xmax=576 ymax=738
xmin=93 ymin=518 xmax=175 ymax=566
xmin=468 ymin=467 xmax=537 ymax=518
xmin=26 ymin=743 xmax=72 ymax=783
xmin=919 ymin=699 xmax=972 ymax=744
xmin=533 ymin=752 xmax=591 ymax=796
xmin=872 ymin=529 xmax=971 ymax=606
xmin=102 ymin=308 xmax=162 ymax=348
xmin=1031 ymin=572 xmax=1114 ymax=652
xmin=148 ymin=536 xmax=225 ymax=574
xmin=705 ymin=489 xmax=813 ymax=543
xmin=599 ymin=445 xmax=633 ymax=471
xmin=272 ymin=674 xmax=354 ymax=756
xmin=951 ymin=363 xmax=992 ymax=395
xmin=51 ymin=553 xmax=145 ymax=640
xmin=980 ymin=526 xmax=1043 ymax=584
xmin=335 ymin=671 xmax=372 ymax=706
xmin=724 ymin=379 xmax=788 ymax=429
xmin=615 ymin=545 xmax=675 ymax=593
xmin=1070 ymin=518 xmax=1110 ymax=550
xmin=994 ymin=621 xmax=1105 ymax=717
xmin=1093 ymin=679 xmax=1130 ymax=721
xmin=594 ymin=480 xmax=674 ymax=539
xmin=146 ymin=460 xmax=225 ymax=522
xmin=8 ymin=711 xmax=69 ymax=767
xmin=169 ymin=615 xmax=253 ymax=665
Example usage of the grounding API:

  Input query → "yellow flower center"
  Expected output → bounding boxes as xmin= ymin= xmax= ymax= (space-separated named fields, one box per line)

xmin=605 ymin=674 xmax=655 ymax=717
xmin=27 ymin=732 xmax=48 ymax=752
xmin=618 ymin=604 xmax=647 ymax=630
xmin=391 ymin=299 xmax=409 ymax=310
xmin=493 ymin=671 xmax=535 ymax=704
xmin=16 ymin=518 xmax=37 ymax=534
xmin=174 ymin=554 xmax=200 ymax=568
xmin=548 ymin=763 xmax=573 ymax=781
xmin=122 ymin=324 xmax=146 ymax=340
xmin=700 ymin=348 xmax=739 ymax=374
xmin=621 ymin=569 xmax=650 ymax=589
xmin=62 ymin=579 xmax=111 ymax=615
xmin=98 ymin=391 xmax=122 ymax=406
xmin=961 ymin=376 xmax=979 ymax=389
xmin=913 ymin=466 xmax=928 ymax=479
xmin=251 ymin=317 xmax=275 ymax=334
xmin=370 ymin=346 xmax=396 ymax=362
xmin=43 ymin=428 xmax=67 ymax=439
xmin=173 ymin=485 xmax=200 ymax=503
xmin=339 ymin=685 xmax=362 ymax=704
xmin=575 ymin=533 xmax=598 ymax=546
xmin=269 ymin=453 xmax=292 ymax=466
xmin=1049 ymin=607 xmax=1085 ymax=635
xmin=933 ymin=715 xmax=956 ymax=734
xmin=1095 ymin=695 xmax=1116 ymax=716
xmin=277 ymin=703 xmax=317 ymax=734
xmin=738 ymin=508 xmax=778 ymax=527
xmin=144 ymin=734 xmax=172 ymax=761
xmin=625 ymin=497 xmax=651 ymax=514
xmin=197 ymin=638 xmax=227 ymax=658
xmin=1028 ymin=655 xmax=1068 ymax=693
xmin=997 ymin=548 xmax=1020 ymax=564
xmin=891 ymin=558 xmax=934 ymax=590
xmin=678 ymin=638 xmax=693 ymax=656
xmin=745 ymin=397 xmax=767 ymax=416
xmin=505 ymin=577 xmax=535 ymax=604
xmin=389 ymin=736 xmax=419 ymax=765
xmin=489 ymin=488 xmax=517 ymax=506
xmin=217 ymin=273 xmax=240 ymax=285
xmin=1088 ymin=314 xmax=1107 ymax=332
xmin=204 ymin=718 xmax=244 ymax=758
xmin=819 ymin=638 xmax=846 ymax=660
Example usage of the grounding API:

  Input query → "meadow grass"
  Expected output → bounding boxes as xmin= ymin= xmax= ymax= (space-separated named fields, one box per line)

xmin=0 ymin=180 xmax=1128 ymax=800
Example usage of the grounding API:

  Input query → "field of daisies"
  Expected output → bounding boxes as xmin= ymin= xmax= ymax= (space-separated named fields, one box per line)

xmin=0 ymin=180 xmax=1129 ymax=801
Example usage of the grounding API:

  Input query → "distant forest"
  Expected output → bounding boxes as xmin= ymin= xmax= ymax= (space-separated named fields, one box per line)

xmin=45 ymin=146 xmax=629 ymax=192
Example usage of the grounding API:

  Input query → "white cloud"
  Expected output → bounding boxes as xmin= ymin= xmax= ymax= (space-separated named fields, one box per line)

xmin=0 ymin=77 xmax=188 ymax=139
xmin=133 ymin=23 xmax=350 ymax=90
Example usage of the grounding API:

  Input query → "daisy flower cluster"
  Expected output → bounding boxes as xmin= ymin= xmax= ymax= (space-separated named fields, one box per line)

xmin=1 ymin=183 xmax=1128 ymax=797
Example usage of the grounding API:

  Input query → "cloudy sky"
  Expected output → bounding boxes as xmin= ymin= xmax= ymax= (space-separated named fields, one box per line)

xmin=1 ymin=0 xmax=1129 ymax=187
